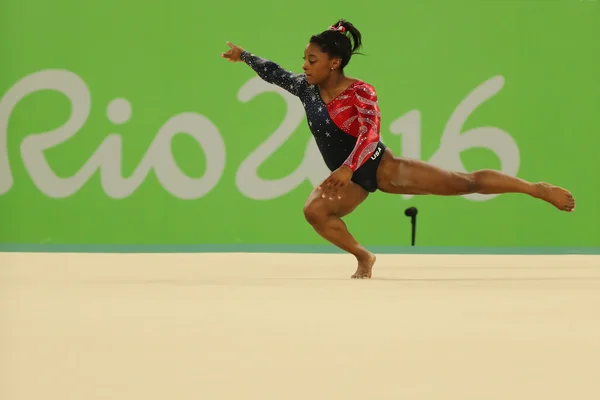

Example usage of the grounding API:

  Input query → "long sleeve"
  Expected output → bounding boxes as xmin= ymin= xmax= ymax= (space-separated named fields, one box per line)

xmin=342 ymin=85 xmax=381 ymax=171
xmin=241 ymin=50 xmax=308 ymax=97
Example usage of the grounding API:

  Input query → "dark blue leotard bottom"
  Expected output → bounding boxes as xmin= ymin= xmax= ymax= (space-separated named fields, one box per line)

xmin=348 ymin=141 xmax=387 ymax=193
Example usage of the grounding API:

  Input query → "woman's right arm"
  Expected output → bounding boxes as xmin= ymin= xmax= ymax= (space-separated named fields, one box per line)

xmin=240 ymin=51 xmax=308 ymax=97
xmin=221 ymin=41 xmax=307 ymax=97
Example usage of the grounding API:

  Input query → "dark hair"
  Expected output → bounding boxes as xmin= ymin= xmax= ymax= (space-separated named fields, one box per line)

xmin=309 ymin=19 xmax=363 ymax=69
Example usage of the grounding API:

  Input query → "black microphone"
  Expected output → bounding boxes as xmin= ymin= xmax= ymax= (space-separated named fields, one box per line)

xmin=404 ymin=207 xmax=418 ymax=246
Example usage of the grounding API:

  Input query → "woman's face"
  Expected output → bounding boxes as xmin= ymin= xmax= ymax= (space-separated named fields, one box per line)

xmin=302 ymin=43 xmax=340 ymax=85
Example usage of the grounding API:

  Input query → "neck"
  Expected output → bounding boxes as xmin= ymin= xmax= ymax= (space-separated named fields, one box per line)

xmin=318 ymin=73 xmax=346 ymax=93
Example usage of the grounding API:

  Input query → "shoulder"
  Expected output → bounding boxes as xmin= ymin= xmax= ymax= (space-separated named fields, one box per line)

xmin=353 ymin=80 xmax=377 ymax=96
xmin=349 ymin=80 xmax=379 ymax=106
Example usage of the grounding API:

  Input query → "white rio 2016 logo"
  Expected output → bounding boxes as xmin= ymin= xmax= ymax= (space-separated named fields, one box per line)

xmin=0 ymin=70 xmax=519 ymax=201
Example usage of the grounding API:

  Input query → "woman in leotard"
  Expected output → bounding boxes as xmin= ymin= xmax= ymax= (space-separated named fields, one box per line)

xmin=221 ymin=19 xmax=575 ymax=279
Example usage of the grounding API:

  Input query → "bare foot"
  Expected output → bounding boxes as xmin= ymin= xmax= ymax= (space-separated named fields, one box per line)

xmin=351 ymin=253 xmax=377 ymax=279
xmin=535 ymin=182 xmax=576 ymax=212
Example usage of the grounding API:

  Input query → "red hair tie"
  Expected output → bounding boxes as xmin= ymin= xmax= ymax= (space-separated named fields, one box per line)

xmin=328 ymin=24 xmax=346 ymax=33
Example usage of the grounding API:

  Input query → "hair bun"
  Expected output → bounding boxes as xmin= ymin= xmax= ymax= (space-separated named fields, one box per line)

xmin=328 ymin=24 xmax=346 ymax=33
xmin=310 ymin=19 xmax=363 ymax=70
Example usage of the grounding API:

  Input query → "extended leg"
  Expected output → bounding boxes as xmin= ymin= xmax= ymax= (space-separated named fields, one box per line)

xmin=303 ymin=180 xmax=376 ymax=279
xmin=376 ymin=149 xmax=575 ymax=211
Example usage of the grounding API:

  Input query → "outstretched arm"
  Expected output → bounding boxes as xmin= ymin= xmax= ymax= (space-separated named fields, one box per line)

xmin=221 ymin=41 xmax=307 ymax=97
xmin=241 ymin=51 xmax=308 ymax=97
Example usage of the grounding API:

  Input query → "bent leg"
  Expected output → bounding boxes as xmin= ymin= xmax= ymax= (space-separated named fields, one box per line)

xmin=303 ymin=181 xmax=376 ymax=279
xmin=376 ymin=149 xmax=575 ymax=211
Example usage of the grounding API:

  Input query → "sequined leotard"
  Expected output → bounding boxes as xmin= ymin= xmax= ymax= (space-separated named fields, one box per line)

xmin=241 ymin=51 xmax=387 ymax=192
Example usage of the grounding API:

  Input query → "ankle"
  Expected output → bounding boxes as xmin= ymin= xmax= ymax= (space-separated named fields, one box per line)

xmin=355 ymin=250 xmax=374 ymax=261
xmin=531 ymin=182 xmax=545 ymax=198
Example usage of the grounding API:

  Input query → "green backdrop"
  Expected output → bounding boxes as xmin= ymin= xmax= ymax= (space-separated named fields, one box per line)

xmin=1 ymin=1 xmax=599 ymax=252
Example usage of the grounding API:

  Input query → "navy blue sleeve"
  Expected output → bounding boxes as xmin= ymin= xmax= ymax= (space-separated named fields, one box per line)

xmin=241 ymin=50 xmax=308 ymax=97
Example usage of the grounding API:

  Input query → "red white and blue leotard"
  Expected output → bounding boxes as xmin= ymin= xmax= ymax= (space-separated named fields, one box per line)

xmin=241 ymin=51 xmax=386 ymax=192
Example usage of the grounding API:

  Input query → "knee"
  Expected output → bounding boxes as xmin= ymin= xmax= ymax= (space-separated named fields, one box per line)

xmin=454 ymin=172 xmax=480 ymax=194
xmin=303 ymin=200 xmax=327 ymax=226
xmin=466 ymin=171 xmax=485 ymax=193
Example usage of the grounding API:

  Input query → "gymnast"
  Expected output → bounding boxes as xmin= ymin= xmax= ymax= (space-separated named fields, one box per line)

xmin=221 ymin=19 xmax=575 ymax=279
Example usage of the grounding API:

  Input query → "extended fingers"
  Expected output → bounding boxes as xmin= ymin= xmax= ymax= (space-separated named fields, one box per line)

xmin=221 ymin=42 xmax=240 ymax=59
xmin=321 ymin=180 xmax=344 ymax=200
xmin=320 ymin=182 xmax=332 ymax=199
xmin=331 ymin=182 xmax=345 ymax=200
xmin=319 ymin=178 xmax=333 ymax=199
